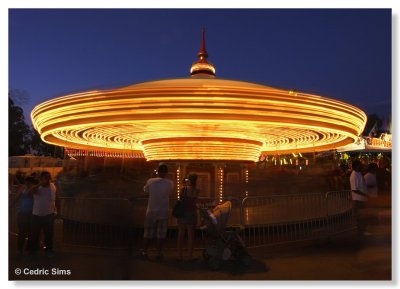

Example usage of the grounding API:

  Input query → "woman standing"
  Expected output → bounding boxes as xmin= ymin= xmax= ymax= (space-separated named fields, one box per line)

xmin=10 ymin=176 xmax=38 ymax=255
xmin=177 ymin=173 xmax=199 ymax=261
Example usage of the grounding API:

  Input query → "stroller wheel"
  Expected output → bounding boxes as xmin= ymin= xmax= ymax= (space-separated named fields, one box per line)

xmin=204 ymin=244 xmax=219 ymax=258
xmin=208 ymin=257 xmax=221 ymax=271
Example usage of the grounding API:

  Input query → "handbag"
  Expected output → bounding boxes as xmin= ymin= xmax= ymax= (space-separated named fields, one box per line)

xmin=172 ymin=187 xmax=187 ymax=218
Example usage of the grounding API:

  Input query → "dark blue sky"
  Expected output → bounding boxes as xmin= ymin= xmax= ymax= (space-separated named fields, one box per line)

xmin=9 ymin=9 xmax=391 ymax=123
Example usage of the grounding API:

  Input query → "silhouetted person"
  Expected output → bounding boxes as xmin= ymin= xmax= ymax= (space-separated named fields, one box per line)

xmin=177 ymin=173 xmax=199 ymax=261
xmin=349 ymin=160 xmax=369 ymax=236
xmin=10 ymin=176 xmax=38 ymax=255
xmin=141 ymin=164 xmax=174 ymax=260
xmin=29 ymin=171 xmax=57 ymax=257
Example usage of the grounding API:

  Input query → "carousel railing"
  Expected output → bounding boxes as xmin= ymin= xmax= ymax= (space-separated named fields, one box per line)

xmin=9 ymin=191 xmax=355 ymax=249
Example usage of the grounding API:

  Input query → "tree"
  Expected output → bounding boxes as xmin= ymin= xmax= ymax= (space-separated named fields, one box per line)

xmin=10 ymin=89 xmax=30 ymax=107
xmin=9 ymin=96 xmax=31 ymax=156
xmin=30 ymin=128 xmax=64 ymax=158
xmin=362 ymin=114 xmax=383 ymax=136
xmin=9 ymin=90 xmax=64 ymax=158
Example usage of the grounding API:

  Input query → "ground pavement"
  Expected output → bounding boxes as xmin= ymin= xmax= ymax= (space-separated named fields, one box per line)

xmin=9 ymin=196 xmax=392 ymax=281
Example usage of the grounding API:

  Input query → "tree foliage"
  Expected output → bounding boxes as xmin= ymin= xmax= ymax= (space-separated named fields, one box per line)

xmin=9 ymin=91 xmax=63 ymax=158
xmin=9 ymin=96 xmax=31 ymax=156
xmin=362 ymin=114 xmax=383 ymax=136
xmin=30 ymin=128 xmax=64 ymax=158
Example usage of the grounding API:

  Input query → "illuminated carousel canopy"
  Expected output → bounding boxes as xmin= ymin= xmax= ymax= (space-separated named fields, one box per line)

xmin=31 ymin=30 xmax=367 ymax=162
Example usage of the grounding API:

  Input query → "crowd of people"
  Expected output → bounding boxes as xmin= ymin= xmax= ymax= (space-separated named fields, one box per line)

xmin=11 ymin=159 xmax=388 ymax=260
xmin=139 ymin=160 xmax=386 ymax=260
xmin=327 ymin=156 xmax=391 ymax=193
xmin=11 ymin=164 xmax=204 ymax=261
xmin=10 ymin=171 xmax=58 ymax=257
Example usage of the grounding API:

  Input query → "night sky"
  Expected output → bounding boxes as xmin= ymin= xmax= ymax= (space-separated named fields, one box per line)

xmin=9 ymin=9 xmax=392 ymax=124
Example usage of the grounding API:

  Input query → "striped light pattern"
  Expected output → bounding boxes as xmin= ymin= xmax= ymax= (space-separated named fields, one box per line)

xmin=31 ymin=78 xmax=367 ymax=162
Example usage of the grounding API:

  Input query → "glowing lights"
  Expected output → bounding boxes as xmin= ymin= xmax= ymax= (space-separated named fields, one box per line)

xmin=244 ymin=169 xmax=249 ymax=197
xmin=244 ymin=169 xmax=249 ymax=184
xmin=338 ymin=134 xmax=392 ymax=152
xmin=259 ymin=153 xmax=309 ymax=168
xmin=176 ymin=167 xmax=181 ymax=198
xmin=218 ymin=167 xmax=224 ymax=203
xmin=142 ymin=137 xmax=262 ymax=161
xmin=65 ymin=148 xmax=144 ymax=158
xmin=31 ymin=78 xmax=367 ymax=162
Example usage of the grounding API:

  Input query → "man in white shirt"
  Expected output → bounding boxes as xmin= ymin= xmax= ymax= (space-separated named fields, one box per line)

xmin=349 ymin=160 xmax=369 ymax=235
xmin=29 ymin=171 xmax=57 ymax=257
xmin=141 ymin=164 xmax=174 ymax=260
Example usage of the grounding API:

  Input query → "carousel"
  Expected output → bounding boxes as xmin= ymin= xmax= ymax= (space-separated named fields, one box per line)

xmin=31 ymin=29 xmax=367 ymax=198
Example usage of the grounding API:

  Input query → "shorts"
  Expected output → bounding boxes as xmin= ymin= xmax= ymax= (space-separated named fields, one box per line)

xmin=144 ymin=213 xmax=168 ymax=239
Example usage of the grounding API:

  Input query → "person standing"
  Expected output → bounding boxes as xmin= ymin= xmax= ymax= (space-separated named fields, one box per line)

xmin=141 ymin=164 xmax=174 ymax=260
xmin=364 ymin=163 xmax=378 ymax=198
xmin=10 ymin=176 xmax=38 ymax=255
xmin=29 ymin=171 xmax=57 ymax=257
xmin=349 ymin=159 xmax=369 ymax=235
xmin=177 ymin=173 xmax=199 ymax=261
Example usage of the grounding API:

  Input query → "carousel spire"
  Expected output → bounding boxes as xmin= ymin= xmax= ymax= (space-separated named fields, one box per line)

xmin=190 ymin=28 xmax=216 ymax=77
xmin=198 ymin=27 xmax=208 ymax=58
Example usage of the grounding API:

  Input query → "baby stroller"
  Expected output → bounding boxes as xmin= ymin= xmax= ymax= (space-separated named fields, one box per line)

xmin=200 ymin=201 xmax=251 ymax=270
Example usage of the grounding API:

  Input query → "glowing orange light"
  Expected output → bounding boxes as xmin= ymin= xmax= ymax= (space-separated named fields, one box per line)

xmin=218 ymin=167 xmax=224 ymax=203
xmin=31 ymin=78 xmax=366 ymax=161
xmin=176 ymin=167 xmax=181 ymax=198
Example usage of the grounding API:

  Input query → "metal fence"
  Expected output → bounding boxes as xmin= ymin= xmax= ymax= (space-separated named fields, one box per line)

xmin=238 ymin=191 xmax=354 ymax=247
xmin=57 ymin=196 xmax=242 ymax=248
xmin=9 ymin=191 xmax=355 ymax=250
